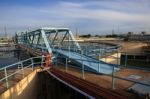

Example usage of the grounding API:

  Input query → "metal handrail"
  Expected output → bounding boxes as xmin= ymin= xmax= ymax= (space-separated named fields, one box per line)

xmin=1 ymin=54 xmax=150 ymax=94
xmin=54 ymin=55 xmax=150 ymax=89
xmin=0 ymin=56 xmax=47 ymax=89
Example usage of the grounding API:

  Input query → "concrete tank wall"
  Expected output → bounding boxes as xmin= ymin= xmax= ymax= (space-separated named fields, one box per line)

xmin=0 ymin=69 xmax=41 ymax=99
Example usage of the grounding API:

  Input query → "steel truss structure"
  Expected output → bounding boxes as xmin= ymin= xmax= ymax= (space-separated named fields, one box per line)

xmin=16 ymin=27 xmax=81 ymax=54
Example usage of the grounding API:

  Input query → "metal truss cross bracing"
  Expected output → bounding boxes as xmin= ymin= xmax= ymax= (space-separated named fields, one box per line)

xmin=16 ymin=27 xmax=81 ymax=55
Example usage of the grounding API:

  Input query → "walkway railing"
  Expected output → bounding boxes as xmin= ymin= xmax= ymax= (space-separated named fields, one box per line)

xmin=54 ymin=55 xmax=150 ymax=90
xmin=0 ymin=54 xmax=150 ymax=96
xmin=0 ymin=56 xmax=46 ymax=90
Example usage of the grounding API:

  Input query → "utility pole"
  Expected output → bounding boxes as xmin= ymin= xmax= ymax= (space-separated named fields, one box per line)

xmin=112 ymin=29 xmax=114 ymax=35
xmin=4 ymin=26 xmax=7 ymax=37
xmin=118 ymin=25 xmax=119 ymax=34
xmin=76 ymin=27 xmax=78 ymax=38
xmin=27 ymin=27 xmax=30 ymax=32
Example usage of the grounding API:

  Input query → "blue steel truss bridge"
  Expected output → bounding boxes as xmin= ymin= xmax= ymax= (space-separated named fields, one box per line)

xmin=0 ymin=27 xmax=150 ymax=99
xmin=16 ymin=27 xmax=118 ymax=74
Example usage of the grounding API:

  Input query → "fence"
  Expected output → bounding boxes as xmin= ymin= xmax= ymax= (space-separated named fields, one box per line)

xmin=0 ymin=56 xmax=46 ymax=92
xmin=54 ymin=54 xmax=150 ymax=91
xmin=0 ymin=53 xmax=150 ymax=96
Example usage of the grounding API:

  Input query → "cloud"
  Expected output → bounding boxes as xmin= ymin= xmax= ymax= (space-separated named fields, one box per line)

xmin=0 ymin=0 xmax=150 ymax=35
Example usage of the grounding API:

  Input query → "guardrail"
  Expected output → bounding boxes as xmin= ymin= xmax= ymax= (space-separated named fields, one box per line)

xmin=54 ymin=55 xmax=150 ymax=91
xmin=0 ymin=53 xmax=150 ymax=97
xmin=19 ymin=43 xmax=118 ymax=57
xmin=0 ymin=56 xmax=46 ymax=90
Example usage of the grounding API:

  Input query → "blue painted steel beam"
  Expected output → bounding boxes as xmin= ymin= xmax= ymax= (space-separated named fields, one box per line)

xmin=59 ymin=31 xmax=68 ymax=46
xmin=17 ymin=27 xmax=81 ymax=55
xmin=41 ymin=29 xmax=52 ymax=54
xmin=69 ymin=30 xmax=81 ymax=50
xmin=51 ymin=30 xmax=58 ymax=45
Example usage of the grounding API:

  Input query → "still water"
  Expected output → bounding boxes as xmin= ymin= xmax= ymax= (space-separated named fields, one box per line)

xmin=0 ymin=45 xmax=33 ymax=68
xmin=0 ymin=50 xmax=19 ymax=68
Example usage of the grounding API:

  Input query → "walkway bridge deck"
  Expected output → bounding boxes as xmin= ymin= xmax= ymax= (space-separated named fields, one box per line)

xmin=18 ymin=44 xmax=117 ymax=74
xmin=55 ymin=49 xmax=117 ymax=74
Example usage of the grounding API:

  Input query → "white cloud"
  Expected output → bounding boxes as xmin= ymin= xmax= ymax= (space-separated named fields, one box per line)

xmin=0 ymin=0 xmax=150 ymax=35
xmin=39 ymin=1 xmax=150 ymax=26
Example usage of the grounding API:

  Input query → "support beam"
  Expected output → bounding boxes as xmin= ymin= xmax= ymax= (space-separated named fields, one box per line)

xmin=60 ymin=31 xmax=68 ymax=46
xmin=51 ymin=30 xmax=58 ymax=45
xmin=69 ymin=30 xmax=81 ymax=50
xmin=31 ymin=34 xmax=35 ymax=47
xmin=36 ymin=33 xmax=41 ymax=47
xmin=41 ymin=30 xmax=52 ymax=54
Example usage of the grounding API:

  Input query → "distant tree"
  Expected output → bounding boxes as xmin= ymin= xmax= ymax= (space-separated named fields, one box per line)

xmin=95 ymin=35 xmax=99 ymax=37
xmin=124 ymin=38 xmax=129 ymax=41
xmin=127 ymin=32 xmax=133 ymax=36
xmin=87 ymin=34 xmax=91 ymax=37
xmin=105 ymin=34 xmax=118 ymax=38
xmin=141 ymin=31 xmax=146 ymax=35
xmin=79 ymin=34 xmax=91 ymax=38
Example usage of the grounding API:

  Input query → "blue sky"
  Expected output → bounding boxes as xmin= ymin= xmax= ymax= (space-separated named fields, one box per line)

xmin=0 ymin=0 xmax=150 ymax=36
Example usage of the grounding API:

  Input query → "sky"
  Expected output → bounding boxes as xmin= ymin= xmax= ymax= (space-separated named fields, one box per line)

xmin=0 ymin=0 xmax=150 ymax=36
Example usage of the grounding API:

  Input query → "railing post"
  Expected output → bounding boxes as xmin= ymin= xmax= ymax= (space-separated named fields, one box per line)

xmin=75 ymin=47 xmax=77 ymax=53
xmin=82 ymin=61 xmax=85 ymax=79
xmin=81 ymin=50 xmax=85 ymax=79
xmin=56 ymin=56 xmax=58 ymax=67
xmin=69 ymin=46 xmax=70 ymax=58
xmin=104 ymin=45 xmax=106 ymax=63
xmin=112 ymin=65 xmax=116 ymax=90
xmin=86 ymin=45 xmax=88 ymax=55
xmin=105 ymin=56 xmax=107 ymax=63
xmin=117 ymin=51 xmax=119 ymax=65
xmin=31 ymin=58 xmax=34 ymax=70
xmin=41 ymin=55 xmax=44 ymax=67
xmin=4 ymin=68 xmax=9 ymax=89
xmin=42 ymin=47 xmax=44 ymax=53
xmin=21 ymin=62 xmax=25 ymax=78
xmin=125 ymin=53 xmax=127 ymax=67
xmin=98 ymin=49 xmax=101 ymax=72
xmin=65 ymin=58 xmax=68 ymax=72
